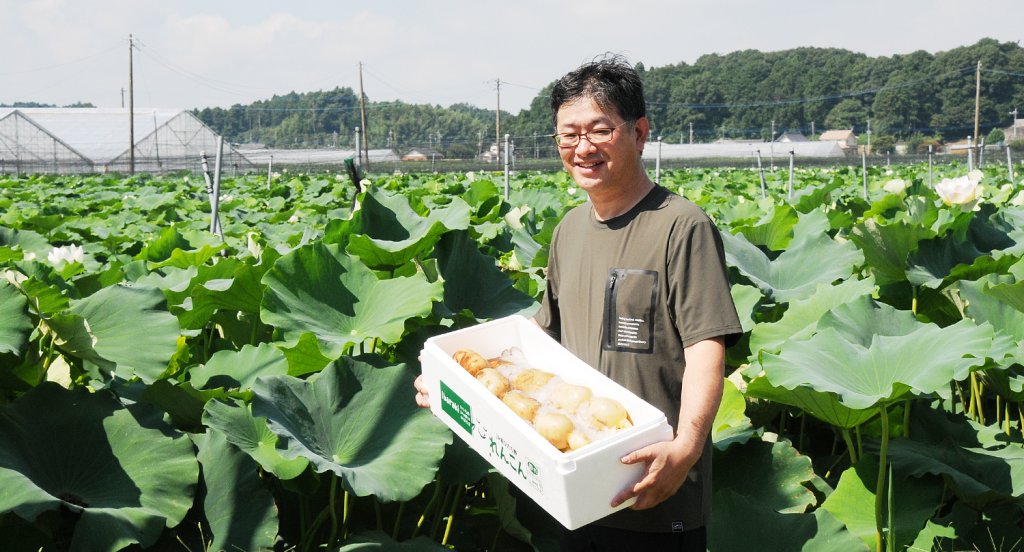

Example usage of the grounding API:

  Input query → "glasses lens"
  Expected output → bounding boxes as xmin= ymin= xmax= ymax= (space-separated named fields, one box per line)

xmin=589 ymin=129 xmax=615 ymax=143
xmin=555 ymin=133 xmax=579 ymax=147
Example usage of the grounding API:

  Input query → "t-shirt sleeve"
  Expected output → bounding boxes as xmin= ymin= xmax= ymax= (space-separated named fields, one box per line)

xmin=670 ymin=219 xmax=743 ymax=348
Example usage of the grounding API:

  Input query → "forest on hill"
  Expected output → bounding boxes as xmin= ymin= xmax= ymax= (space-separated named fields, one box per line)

xmin=194 ymin=38 xmax=1024 ymax=155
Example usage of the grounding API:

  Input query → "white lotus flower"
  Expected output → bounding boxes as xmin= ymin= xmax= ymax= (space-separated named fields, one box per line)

xmin=246 ymin=232 xmax=263 ymax=259
xmin=47 ymin=244 xmax=84 ymax=267
xmin=883 ymin=179 xmax=908 ymax=194
xmin=465 ymin=171 xmax=476 ymax=181
xmin=288 ymin=212 xmax=300 ymax=224
xmin=1011 ymin=190 xmax=1024 ymax=206
xmin=885 ymin=169 xmax=894 ymax=176
xmin=23 ymin=251 xmax=37 ymax=261
xmin=567 ymin=187 xmax=577 ymax=195
xmin=936 ymin=170 xmax=983 ymax=208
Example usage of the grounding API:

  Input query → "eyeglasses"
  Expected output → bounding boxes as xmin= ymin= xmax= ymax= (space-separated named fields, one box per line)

xmin=551 ymin=121 xmax=629 ymax=148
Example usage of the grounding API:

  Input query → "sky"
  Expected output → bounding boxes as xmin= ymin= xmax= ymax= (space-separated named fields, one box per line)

xmin=2 ymin=0 xmax=1021 ymax=115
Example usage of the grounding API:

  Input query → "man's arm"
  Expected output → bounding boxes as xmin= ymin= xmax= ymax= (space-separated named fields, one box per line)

xmin=611 ymin=336 xmax=725 ymax=510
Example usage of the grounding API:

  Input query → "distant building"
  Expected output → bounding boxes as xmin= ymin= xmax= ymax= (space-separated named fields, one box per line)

xmin=818 ymin=129 xmax=858 ymax=149
xmin=1003 ymin=115 xmax=1024 ymax=142
xmin=777 ymin=132 xmax=808 ymax=143
xmin=402 ymin=148 xmax=443 ymax=162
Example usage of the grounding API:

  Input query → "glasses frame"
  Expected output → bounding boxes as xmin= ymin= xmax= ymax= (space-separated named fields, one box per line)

xmin=550 ymin=121 xmax=630 ymax=148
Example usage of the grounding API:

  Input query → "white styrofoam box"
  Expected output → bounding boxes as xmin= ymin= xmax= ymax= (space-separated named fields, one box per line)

xmin=420 ymin=314 xmax=674 ymax=529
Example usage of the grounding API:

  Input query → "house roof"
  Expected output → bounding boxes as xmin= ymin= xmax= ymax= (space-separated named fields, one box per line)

xmin=819 ymin=129 xmax=856 ymax=141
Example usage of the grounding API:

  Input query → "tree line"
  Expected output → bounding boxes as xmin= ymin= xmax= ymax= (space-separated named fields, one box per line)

xmin=194 ymin=38 xmax=1024 ymax=156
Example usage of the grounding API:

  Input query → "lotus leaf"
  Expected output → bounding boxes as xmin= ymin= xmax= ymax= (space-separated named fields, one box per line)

xmin=261 ymin=242 xmax=442 ymax=358
xmin=721 ymin=210 xmax=863 ymax=301
xmin=761 ymin=316 xmax=993 ymax=410
xmin=190 ymin=342 xmax=288 ymax=391
xmin=0 ymin=281 xmax=32 ymax=356
xmin=709 ymin=489 xmax=866 ymax=551
xmin=202 ymin=399 xmax=309 ymax=480
xmin=46 ymin=285 xmax=181 ymax=383
xmin=0 ymin=384 xmax=198 ymax=552
xmin=435 ymin=230 xmax=538 ymax=320
xmin=193 ymin=430 xmax=278 ymax=552
xmin=251 ymin=356 xmax=452 ymax=501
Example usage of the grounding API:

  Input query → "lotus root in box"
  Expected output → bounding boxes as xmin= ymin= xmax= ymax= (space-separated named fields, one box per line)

xmin=419 ymin=315 xmax=673 ymax=529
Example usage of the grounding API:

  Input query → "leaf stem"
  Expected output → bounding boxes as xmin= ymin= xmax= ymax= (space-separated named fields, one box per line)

xmin=431 ymin=485 xmax=455 ymax=540
xmin=327 ymin=477 xmax=339 ymax=547
xmin=841 ymin=428 xmax=858 ymax=464
xmin=392 ymin=502 xmax=406 ymax=540
xmin=412 ymin=479 xmax=443 ymax=538
xmin=903 ymin=399 xmax=911 ymax=438
xmin=342 ymin=490 xmax=351 ymax=540
xmin=374 ymin=498 xmax=383 ymax=531
xmin=875 ymin=406 xmax=891 ymax=552
xmin=442 ymin=485 xmax=465 ymax=545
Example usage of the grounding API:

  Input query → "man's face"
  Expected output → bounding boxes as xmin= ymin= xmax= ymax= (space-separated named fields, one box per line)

xmin=554 ymin=96 xmax=648 ymax=194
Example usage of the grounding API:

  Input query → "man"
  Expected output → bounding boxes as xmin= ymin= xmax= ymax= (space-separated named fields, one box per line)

xmin=536 ymin=56 xmax=740 ymax=551
xmin=418 ymin=57 xmax=740 ymax=551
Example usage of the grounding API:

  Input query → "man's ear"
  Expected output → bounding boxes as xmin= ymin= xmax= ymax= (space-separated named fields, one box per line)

xmin=634 ymin=117 xmax=650 ymax=148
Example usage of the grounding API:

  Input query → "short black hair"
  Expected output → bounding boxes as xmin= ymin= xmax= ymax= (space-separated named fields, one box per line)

xmin=549 ymin=55 xmax=646 ymax=126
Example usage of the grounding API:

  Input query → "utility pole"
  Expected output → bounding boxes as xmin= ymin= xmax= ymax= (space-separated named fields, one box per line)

xmin=974 ymin=60 xmax=982 ymax=160
xmin=866 ymin=119 xmax=872 ymax=155
xmin=1011 ymin=108 xmax=1020 ymax=140
xmin=358 ymin=61 xmax=370 ymax=168
xmin=689 ymin=122 xmax=694 ymax=144
xmin=811 ymin=121 xmax=815 ymax=136
xmin=495 ymin=78 xmax=501 ymax=165
xmin=120 ymin=88 xmax=125 ymax=108
xmin=128 ymin=34 xmax=135 ymax=174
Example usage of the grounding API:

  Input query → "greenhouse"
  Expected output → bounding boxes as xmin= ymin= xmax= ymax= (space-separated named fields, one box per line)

xmin=0 ymin=107 xmax=255 ymax=174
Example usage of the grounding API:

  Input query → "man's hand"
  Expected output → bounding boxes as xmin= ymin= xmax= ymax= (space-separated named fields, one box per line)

xmin=611 ymin=439 xmax=698 ymax=510
xmin=611 ymin=337 xmax=725 ymax=511
xmin=414 ymin=374 xmax=431 ymax=408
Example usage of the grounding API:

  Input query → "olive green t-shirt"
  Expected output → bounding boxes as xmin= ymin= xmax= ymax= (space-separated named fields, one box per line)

xmin=535 ymin=184 xmax=742 ymax=533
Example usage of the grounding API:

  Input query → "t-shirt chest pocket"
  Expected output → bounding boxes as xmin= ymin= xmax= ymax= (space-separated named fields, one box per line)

xmin=602 ymin=268 xmax=659 ymax=353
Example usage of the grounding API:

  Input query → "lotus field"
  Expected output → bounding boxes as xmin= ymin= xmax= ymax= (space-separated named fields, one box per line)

xmin=2 ymin=162 xmax=1024 ymax=551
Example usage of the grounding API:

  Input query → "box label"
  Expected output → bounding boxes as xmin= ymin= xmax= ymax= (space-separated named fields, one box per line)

xmin=474 ymin=419 xmax=544 ymax=494
xmin=440 ymin=381 xmax=473 ymax=434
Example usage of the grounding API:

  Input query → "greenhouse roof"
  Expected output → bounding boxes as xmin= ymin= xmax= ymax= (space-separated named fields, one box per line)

xmin=0 ymin=108 xmax=182 ymax=163
xmin=642 ymin=140 xmax=846 ymax=160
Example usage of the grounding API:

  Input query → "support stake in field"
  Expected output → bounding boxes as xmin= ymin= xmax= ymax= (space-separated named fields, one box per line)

xmin=861 ymin=148 xmax=868 ymax=199
xmin=1008 ymin=145 xmax=1015 ymax=181
xmin=503 ymin=133 xmax=510 ymax=201
xmin=755 ymin=150 xmax=766 ymax=199
xmin=788 ymin=150 xmax=795 ymax=200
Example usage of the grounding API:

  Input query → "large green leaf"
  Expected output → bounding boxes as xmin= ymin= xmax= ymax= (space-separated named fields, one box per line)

xmin=189 ymin=342 xmax=288 ymax=391
xmin=815 ymin=296 xmax=923 ymax=346
xmin=46 ymin=285 xmax=181 ymax=383
xmin=193 ymin=430 xmax=278 ymax=552
xmin=0 ymin=281 xmax=32 ymax=356
xmin=849 ymin=218 xmax=935 ymax=285
xmin=709 ymin=489 xmax=867 ymax=552
xmin=202 ymin=399 xmax=309 ymax=480
xmin=746 ymin=375 xmax=877 ymax=429
xmin=722 ymin=210 xmax=863 ymax=301
xmin=713 ymin=438 xmax=817 ymax=513
xmin=748 ymin=277 xmax=876 ymax=355
xmin=820 ymin=459 xmax=943 ymax=551
xmin=251 ymin=356 xmax=452 ymax=501
xmin=434 ymin=230 xmax=538 ymax=320
xmin=712 ymin=377 xmax=755 ymax=450
xmin=344 ymin=190 xmax=471 ymax=269
xmin=261 ymin=242 xmax=442 ymax=359
xmin=0 ymin=384 xmax=198 ymax=552
xmin=761 ymin=315 xmax=993 ymax=410
xmin=732 ymin=202 xmax=799 ymax=251
xmin=886 ymin=438 xmax=1024 ymax=510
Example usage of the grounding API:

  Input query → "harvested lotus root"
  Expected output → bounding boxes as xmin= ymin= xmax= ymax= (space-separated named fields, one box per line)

xmin=534 ymin=411 xmax=574 ymax=450
xmin=512 ymin=368 xmax=555 ymax=392
xmin=548 ymin=382 xmax=592 ymax=413
xmin=475 ymin=368 xmax=510 ymax=398
xmin=453 ymin=349 xmax=489 ymax=376
xmin=589 ymin=396 xmax=633 ymax=430
xmin=502 ymin=390 xmax=541 ymax=422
